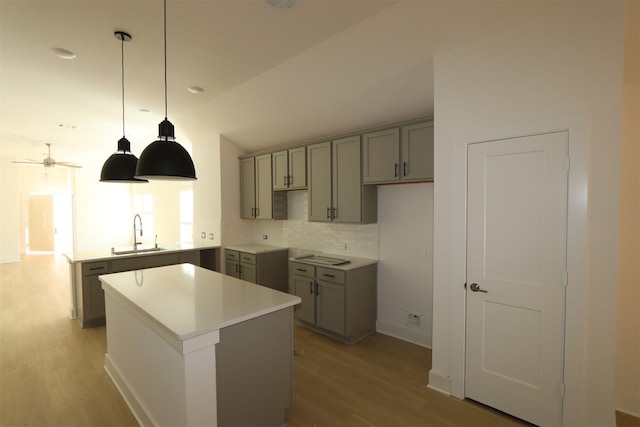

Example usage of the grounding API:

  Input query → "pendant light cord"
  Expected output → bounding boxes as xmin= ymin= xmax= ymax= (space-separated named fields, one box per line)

xmin=121 ymin=35 xmax=126 ymax=138
xmin=164 ymin=0 xmax=168 ymax=120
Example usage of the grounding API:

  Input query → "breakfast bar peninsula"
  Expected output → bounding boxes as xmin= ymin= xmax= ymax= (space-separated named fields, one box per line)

xmin=100 ymin=263 xmax=300 ymax=427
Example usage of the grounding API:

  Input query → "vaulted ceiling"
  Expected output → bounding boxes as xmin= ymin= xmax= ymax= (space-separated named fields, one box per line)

xmin=0 ymin=0 xmax=553 ymax=167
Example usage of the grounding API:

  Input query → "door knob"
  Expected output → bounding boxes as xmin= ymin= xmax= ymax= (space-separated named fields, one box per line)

xmin=470 ymin=283 xmax=488 ymax=293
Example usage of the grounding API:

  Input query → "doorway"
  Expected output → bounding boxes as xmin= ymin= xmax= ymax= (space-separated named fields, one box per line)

xmin=465 ymin=132 xmax=568 ymax=425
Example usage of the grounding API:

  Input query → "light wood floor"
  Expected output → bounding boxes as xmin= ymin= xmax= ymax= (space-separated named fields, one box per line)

xmin=1 ymin=255 xmax=636 ymax=427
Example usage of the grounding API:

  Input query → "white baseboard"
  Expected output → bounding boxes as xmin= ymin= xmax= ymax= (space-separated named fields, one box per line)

xmin=616 ymin=389 xmax=640 ymax=418
xmin=427 ymin=369 xmax=452 ymax=395
xmin=0 ymin=256 xmax=20 ymax=264
xmin=376 ymin=320 xmax=431 ymax=348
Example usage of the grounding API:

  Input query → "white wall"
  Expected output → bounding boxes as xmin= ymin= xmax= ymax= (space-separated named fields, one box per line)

xmin=192 ymin=135 xmax=222 ymax=246
xmin=376 ymin=183 xmax=433 ymax=347
xmin=430 ymin=2 xmax=624 ymax=425
xmin=0 ymin=158 xmax=19 ymax=262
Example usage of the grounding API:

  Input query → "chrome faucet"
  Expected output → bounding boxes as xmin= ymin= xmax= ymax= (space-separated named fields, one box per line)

xmin=133 ymin=214 xmax=143 ymax=249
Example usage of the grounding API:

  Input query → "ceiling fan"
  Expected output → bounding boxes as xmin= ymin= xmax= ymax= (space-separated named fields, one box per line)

xmin=12 ymin=143 xmax=82 ymax=169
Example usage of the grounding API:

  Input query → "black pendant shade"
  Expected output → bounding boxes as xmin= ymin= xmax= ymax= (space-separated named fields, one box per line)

xmin=100 ymin=137 xmax=148 ymax=183
xmin=134 ymin=119 xmax=196 ymax=180
xmin=134 ymin=0 xmax=197 ymax=181
xmin=100 ymin=31 xmax=148 ymax=183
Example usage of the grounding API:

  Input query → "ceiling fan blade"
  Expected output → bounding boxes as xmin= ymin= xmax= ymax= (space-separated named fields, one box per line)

xmin=56 ymin=162 xmax=83 ymax=168
xmin=11 ymin=160 xmax=44 ymax=165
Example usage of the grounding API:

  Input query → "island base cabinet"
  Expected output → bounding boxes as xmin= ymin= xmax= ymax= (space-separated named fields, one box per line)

xmin=104 ymin=292 xmax=294 ymax=427
xmin=216 ymin=308 xmax=293 ymax=427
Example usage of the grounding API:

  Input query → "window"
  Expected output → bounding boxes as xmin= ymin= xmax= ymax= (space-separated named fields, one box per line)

xmin=180 ymin=190 xmax=193 ymax=243
xmin=133 ymin=192 xmax=154 ymax=241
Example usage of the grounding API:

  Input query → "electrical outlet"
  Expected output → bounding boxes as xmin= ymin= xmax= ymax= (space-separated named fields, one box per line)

xmin=407 ymin=312 xmax=421 ymax=327
xmin=425 ymin=245 xmax=431 ymax=259
xmin=262 ymin=234 xmax=268 ymax=240
xmin=209 ymin=233 xmax=214 ymax=240
xmin=201 ymin=232 xmax=206 ymax=239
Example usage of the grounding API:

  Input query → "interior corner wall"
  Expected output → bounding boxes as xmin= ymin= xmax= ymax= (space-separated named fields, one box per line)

xmin=615 ymin=0 xmax=640 ymax=418
xmin=193 ymin=137 xmax=222 ymax=246
xmin=0 ymin=157 xmax=20 ymax=262
xmin=430 ymin=2 xmax=624 ymax=425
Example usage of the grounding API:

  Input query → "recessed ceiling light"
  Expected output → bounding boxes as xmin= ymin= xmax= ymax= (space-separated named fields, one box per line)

xmin=187 ymin=86 xmax=204 ymax=94
xmin=51 ymin=47 xmax=77 ymax=60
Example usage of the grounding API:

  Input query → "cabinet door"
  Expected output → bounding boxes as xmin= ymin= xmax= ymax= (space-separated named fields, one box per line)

xmin=225 ymin=260 xmax=240 ymax=278
xmin=85 ymin=275 xmax=106 ymax=320
xmin=307 ymin=141 xmax=332 ymax=222
xmin=241 ymin=263 xmax=257 ymax=284
xmin=315 ymin=280 xmax=345 ymax=335
xmin=255 ymin=154 xmax=273 ymax=219
xmin=362 ymin=128 xmax=400 ymax=183
xmin=401 ymin=122 xmax=434 ymax=181
xmin=272 ymin=150 xmax=289 ymax=191
xmin=240 ymin=157 xmax=256 ymax=218
xmin=292 ymin=275 xmax=315 ymax=324
xmin=288 ymin=146 xmax=307 ymax=189
xmin=332 ymin=136 xmax=362 ymax=223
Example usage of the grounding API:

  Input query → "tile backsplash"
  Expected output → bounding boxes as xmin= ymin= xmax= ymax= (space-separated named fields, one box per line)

xmin=254 ymin=191 xmax=379 ymax=259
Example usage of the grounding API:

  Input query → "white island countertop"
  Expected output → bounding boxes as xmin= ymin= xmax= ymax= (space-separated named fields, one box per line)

xmin=63 ymin=242 xmax=220 ymax=263
xmin=100 ymin=263 xmax=300 ymax=341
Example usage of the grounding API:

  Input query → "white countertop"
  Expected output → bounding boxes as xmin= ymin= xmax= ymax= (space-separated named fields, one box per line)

xmin=63 ymin=242 xmax=220 ymax=263
xmin=224 ymin=244 xmax=288 ymax=254
xmin=100 ymin=264 xmax=300 ymax=341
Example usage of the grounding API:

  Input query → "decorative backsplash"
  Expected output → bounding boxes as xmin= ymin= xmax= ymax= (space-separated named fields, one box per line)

xmin=254 ymin=191 xmax=379 ymax=259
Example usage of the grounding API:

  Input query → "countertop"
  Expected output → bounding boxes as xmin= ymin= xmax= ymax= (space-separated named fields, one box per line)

xmin=100 ymin=263 xmax=300 ymax=341
xmin=224 ymin=244 xmax=288 ymax=254
xmin=289 ymin=251 xmax=378 ymax=271
xmin=63 ymin=242 xmax=220 ymax=263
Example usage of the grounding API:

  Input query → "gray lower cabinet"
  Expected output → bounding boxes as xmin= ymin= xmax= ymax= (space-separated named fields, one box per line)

xmin=73 ymin=249 xmax=218 ymax=328
xmin=225 ymin=248 xmax=288 ymax=292
xmin=289 ymin=261 xmax=376 ymax=343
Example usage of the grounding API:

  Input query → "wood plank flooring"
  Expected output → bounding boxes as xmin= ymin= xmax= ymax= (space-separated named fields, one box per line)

xmin=1 ymin=255 xmax=635 ymax=426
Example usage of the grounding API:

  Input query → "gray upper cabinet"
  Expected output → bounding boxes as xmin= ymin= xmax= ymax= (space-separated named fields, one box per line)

xmin=240 ymin=154 xmax=273 ymax=219
xmin=308 ymin=136 xmax=377 ymax=224
xmin=363 ymin=121 xmax=433 ymax=184
xmin=273 ymin=147 xmax=306 ymax=191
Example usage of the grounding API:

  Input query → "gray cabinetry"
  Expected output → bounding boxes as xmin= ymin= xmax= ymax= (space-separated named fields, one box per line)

xmin=225 ymin=248 xmax=288 ymax=292
xmin=307 ymin=136 xmax=377 ymax=223
xmin=240 ymin=154 xmax=273 ymax=219
xmin=363 ymin=121 xmax=434 ymax=184
xmin=289 ymin=260 xmax=377 ymax=343
xmin=76 ymin=260 xmax=110 ymax=327
xmin=273 ymin=146 xmax=306 ymax=191
xmin=72 ymin=248 xmax=218 ymax=328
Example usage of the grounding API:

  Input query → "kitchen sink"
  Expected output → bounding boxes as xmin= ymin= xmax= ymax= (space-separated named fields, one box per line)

xmin=111 ymin=246 xmax=165 ymax=256
xmin=294 ymin=255 xmax=350 ymax=266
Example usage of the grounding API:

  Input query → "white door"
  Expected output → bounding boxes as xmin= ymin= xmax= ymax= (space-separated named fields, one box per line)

xmin=465 ymin=132 xmax=568 ymax=426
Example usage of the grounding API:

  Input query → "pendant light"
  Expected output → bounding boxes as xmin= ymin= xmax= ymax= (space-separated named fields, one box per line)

xmin=100 ymin=31 xmax=148 ymax=183
xmin=135 ymin=0 xmax=197 ymax=181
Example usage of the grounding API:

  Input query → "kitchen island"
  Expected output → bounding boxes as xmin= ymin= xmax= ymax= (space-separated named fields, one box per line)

xmin=100 ymin=263 xmax=300 ymax=427
xmin=64 ymin=243 xmax=219 ymax=327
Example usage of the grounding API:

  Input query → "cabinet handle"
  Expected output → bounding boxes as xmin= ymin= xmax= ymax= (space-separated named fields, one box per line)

xmin=309 ymin=281 xmax=314 ymax=294
xmin=323 ymin=273 xmax=334 ymax=278
xmin=394 ymin=162 xmax=398 ymax=177
xmin=284 ymin=176 xmax=287 ymax=186
xmin=288 ymin=175 xmax=292 ymax=186
xmin=89 ymin=267 xmax=104 ymax=271
xmin=315 ymin=282 xmax=320 ymax=296
xmin=235 ymin=264 xmax=239 ymax=274
xmin=296 ymin=268 xmax=307 ymax=272
xmin=403 ymin=161 xmax=407 ymax=177
xmin=332 ymin=207 xmax=337 ymax=220
xmin=251 ymin=207 xmax=255 ymax=217
xmin=326 ymin=207 xmax=331 ymax=219
xmin=255 ymin=207 xmax=259 ymax=217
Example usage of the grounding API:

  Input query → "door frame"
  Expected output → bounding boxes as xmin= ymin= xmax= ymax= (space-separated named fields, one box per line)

xmin=449 ymin=112 xmax=588 ymax=425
